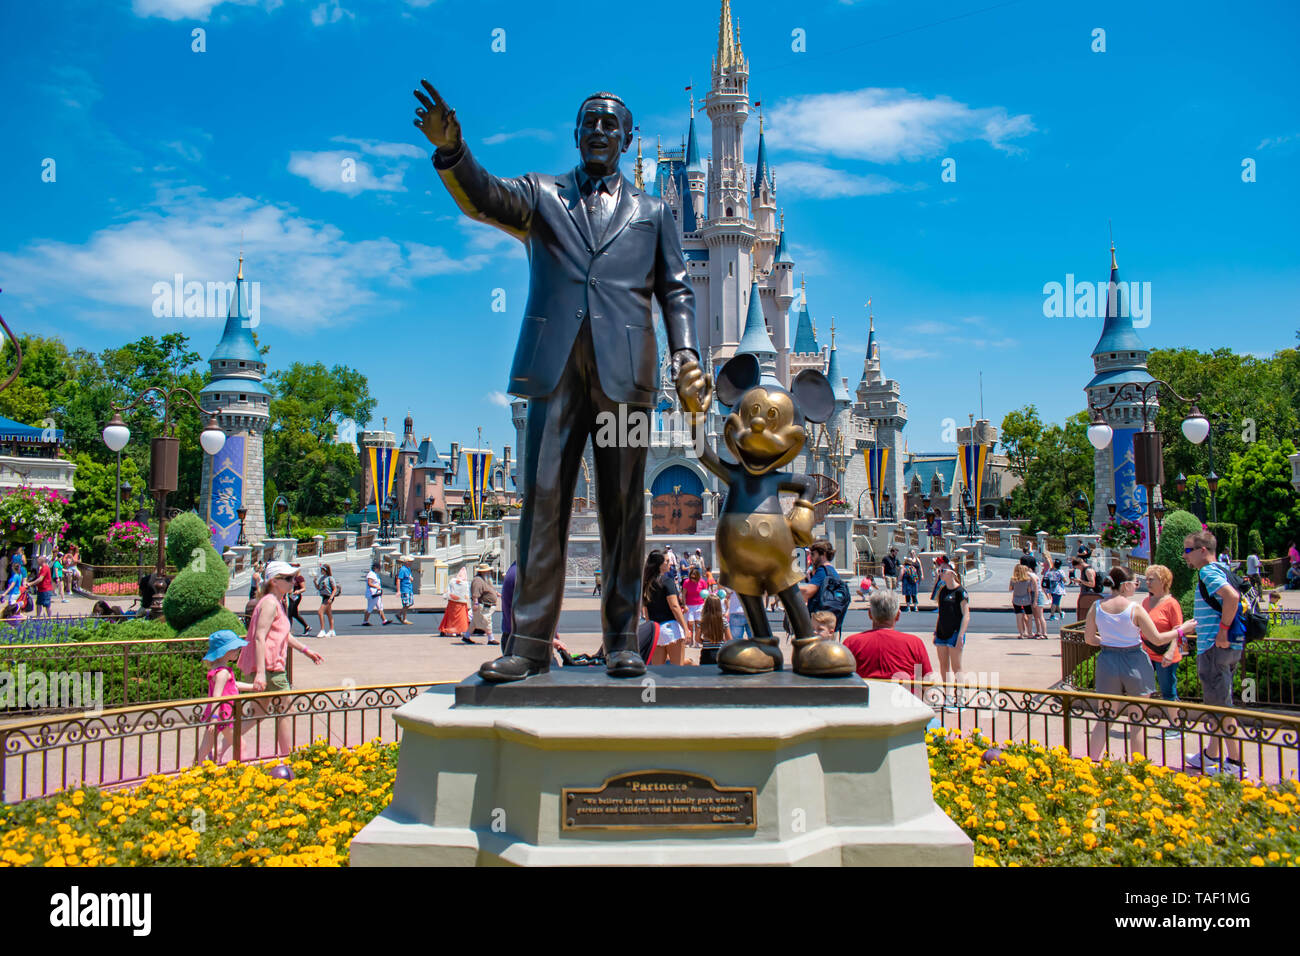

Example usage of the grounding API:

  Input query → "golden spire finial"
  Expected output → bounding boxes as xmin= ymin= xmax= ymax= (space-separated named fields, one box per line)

xmin=779 ymin=210 xmax=785 ymax=230
xmin=1110 ymin=241 xmax=1117 ymax=271
xmin=830 ymin=315 xmax=836 ymax=349
xmin=634 ymin=135 xmax=644 ymax=189
xmin=689 ymin=82 xmax=695 ymax=117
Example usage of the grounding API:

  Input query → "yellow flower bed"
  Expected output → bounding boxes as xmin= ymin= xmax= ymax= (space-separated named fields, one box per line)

xmin=1 ymin=732 xmax=1297 ymax=866
xmin=928 ymin=728 xmax=1300 ymax=866
xmin=0 ymin=740 xmax=396 ymax=867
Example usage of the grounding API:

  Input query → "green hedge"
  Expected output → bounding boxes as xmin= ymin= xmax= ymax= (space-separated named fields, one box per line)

xmin=0 ymin=614 xmax=248 ymax=712
xmin=1154 ymin=510 xmax=1203 ymax=598
xmin=162 ymin=513 xmax=231 ymax=633
xmin=1206 ymin=522 xmax=1239 ymax=559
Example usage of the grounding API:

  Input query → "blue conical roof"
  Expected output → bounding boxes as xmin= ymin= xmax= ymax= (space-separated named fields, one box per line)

xmin=775 ymin=227 xmax=792 ymax=265
xmin=827 ymin=345 xmax=851 ymax=404
xmin=737 ymin=280 xmax=776 ymax=360
xmin=685 ymin=115 xmax=704 ymax=173
xmin=1090 ymin=245 xmax=1148 ymax=357
xmin=677 ymin=165 xmax=697 ymax=232
xmin=792 ymin=298 xmax=818 ymax=352
xmin=209 ymin=260 xmax=261 ymax=365
xmin=752 ymin=125 xmax=772 ymax=197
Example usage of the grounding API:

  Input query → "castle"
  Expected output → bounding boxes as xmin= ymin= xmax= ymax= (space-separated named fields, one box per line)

xmin=510 ymin=0 xmax=909 ymax=533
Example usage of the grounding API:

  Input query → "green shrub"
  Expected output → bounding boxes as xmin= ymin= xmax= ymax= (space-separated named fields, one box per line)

xmin=1179 ymin=589 xmax=1195 ymax=622
xmin=1154 ymin=510 xmax=1203 ymax=598
xmin=1247 ymin=528 xmax=1265 ymax=559
xmin=173 ymin=607 xmax=246 ymax=641
xmin=162 ymin=514 xmax=231 ymax=633
xmin=1206 ymin=522 xmax=1238 ymax=559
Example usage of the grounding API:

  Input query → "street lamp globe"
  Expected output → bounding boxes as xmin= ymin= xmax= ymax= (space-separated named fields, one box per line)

xmin=1175 ymin=473 xmax=1187 ymax=494
xmin=102 ymin=414 xmax=130 ymax=452
xmin=1206 ymin=471 xmax=1220 ymax=494
xmin=199 ymin=416 xmax=227 ymax=455
xmin=1181 ymin=411 xmax=1210 ymax=445
xmin=1106 ymin=497 xmax=1117 ymax=518
xmin=1086 ymin=419 xmax=1113 ymax=450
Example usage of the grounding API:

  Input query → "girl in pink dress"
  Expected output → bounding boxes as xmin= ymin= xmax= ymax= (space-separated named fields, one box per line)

xmin=196 ymin=630 xmax=254 ymax=764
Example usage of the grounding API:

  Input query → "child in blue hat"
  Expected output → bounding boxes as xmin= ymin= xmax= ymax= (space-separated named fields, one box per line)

xmin=196 ymin=629 xmax=253 ymax=764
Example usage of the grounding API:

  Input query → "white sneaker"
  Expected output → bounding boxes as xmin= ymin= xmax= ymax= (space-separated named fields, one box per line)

xmin=316 ymin=629 xmax=327 ymax=638
xmin=327 ymin=629 xmax=335 ymax=638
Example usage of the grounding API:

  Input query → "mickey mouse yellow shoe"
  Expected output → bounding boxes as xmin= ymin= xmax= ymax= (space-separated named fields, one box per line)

xmin=717 ymin=636 xmax=783 ymax=674
xmin=791 ymin=637 xmax=856 ymax=678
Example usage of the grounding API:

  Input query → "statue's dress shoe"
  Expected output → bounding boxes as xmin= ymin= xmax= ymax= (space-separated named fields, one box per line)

xmin=479 ymin=654 xmax=549 ymax=683
xmin=606 ymin=650 xmax=646 ymax=677
xmin=717 ymin=636 xmax=783 ymax=675
xmin=791 ymin=637 xmax=857 ymax=678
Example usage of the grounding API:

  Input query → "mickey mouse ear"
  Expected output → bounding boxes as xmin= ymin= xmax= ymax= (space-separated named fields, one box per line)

xmin=792 ymin=369 xmax=835 ymax=423
xmin=715 ymin=353 xmax=761 ymax=407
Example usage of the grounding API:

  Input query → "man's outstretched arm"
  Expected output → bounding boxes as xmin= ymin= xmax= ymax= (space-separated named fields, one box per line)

xmin=414 ymin=79 xmax=535 ymax=239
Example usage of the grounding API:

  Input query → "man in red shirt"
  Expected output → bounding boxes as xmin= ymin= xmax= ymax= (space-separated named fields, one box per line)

xmin=33 ymin=556 xmax=55 ymax=619
xmin=843 ymin=589 xmax=934 ymax=681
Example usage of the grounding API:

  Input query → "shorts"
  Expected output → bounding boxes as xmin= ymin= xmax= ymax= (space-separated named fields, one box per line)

xmin=933 ymin=630 xmax=965 ymax=648
xmin=1012 ymin=604 xmax=1032 ymax=615
xmin=400 ymin=592 xmax=414 ymax=608
xmin=1196 ymin=645 xmax=1243 ymax=707
xmin=728 ymin=613 xmax=750 ymax=641
xmin=685 ymin=604 xmax=703 ymax=622
xmin=1095 ymin=645 xmax=1156 ymax=697
xmin=37 ymin=590 xmax=52 ymax=608
xmin=265 ymin=670 xmax=291 ymax=692
xmin=366 ymin=593 xmax=383 ymax=613
xmin=656 ymin=620 xmax=685 ymax=646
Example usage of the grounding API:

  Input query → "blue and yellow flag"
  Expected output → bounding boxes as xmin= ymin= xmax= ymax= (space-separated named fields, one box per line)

xmin=368 ymin=445 xmax=399 ymax=514
xmin=863 ymin=447 xmax=890 ymax=518
xmin=959 ymin=442 xmax=990 ymax=516
xmin=464 ymin=449 xmax=494 ymax=521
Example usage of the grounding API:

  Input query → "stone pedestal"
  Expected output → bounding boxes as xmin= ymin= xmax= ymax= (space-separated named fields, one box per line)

xmin=824 ymin=514 xmax=853 ymax=574
xmin=350 ymin=670 xmax=971 ymax=867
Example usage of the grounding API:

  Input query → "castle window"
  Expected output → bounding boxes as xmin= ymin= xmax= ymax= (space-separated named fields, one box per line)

xmin=728 ymin=263 xmax=733 ymax=277
xmin=1108 ymin=386 xmax=1116 ymax=393
xmin=726 ymin=207 xmax=733 ymax=217
xmin=1110 ymin=354 xmax=1117 ymax=360
xmin=239 ymin=394 xmax=246 ymax=402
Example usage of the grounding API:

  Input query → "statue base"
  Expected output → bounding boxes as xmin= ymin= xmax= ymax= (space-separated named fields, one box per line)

xmin=350 ymin=667 xmax=971 ymax=867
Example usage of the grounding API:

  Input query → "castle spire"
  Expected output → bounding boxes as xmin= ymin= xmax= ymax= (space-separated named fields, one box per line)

xmin=716 ymin=0 xmax=736 ymax=71
xmin=634 ymin=135 xmax=644 ymax=189
xmin=737 ymin=277 xmax=778 ymax=383
xmin=826 ymin=316 xmax=852 ymax=406
xmin=866 ymin=298 xmax=875 ymax=360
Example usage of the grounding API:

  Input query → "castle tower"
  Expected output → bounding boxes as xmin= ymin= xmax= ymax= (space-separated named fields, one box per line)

xmin=1084 ymin=242 xmax=1156 ymax=545
xmin=751 ymin=112 xmax=778 ymax=272
xmin=684 ymin=96 xmax=707 ymax=223
xmin=736 ymin=273 xmax=778 ymax=385
xmin=788 ymin=276 xmax=825 ymax=382
xmin=854 ymin=303 xmax=908 ymax=511
xmin=200 ymin=252 xmax=270 ymax=550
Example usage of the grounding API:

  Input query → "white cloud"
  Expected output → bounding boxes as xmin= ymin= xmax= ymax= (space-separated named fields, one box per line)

xmin=0 ymin=186 xmax=496 ymax=330
xmin=310 ymin=0 xmax=352 ymax=25
xmin=40 ymin=65 xmax=102 ymax=111
xmin=486 ymin=391 xmax=511 ymax=407
xmin=288 ymin=150 xmax=407 ymax=194
xmin=775 ymin=161 xmax=907 ymax=198
xmin=765 ymin=88 xmax=1034 ymax=162
xmin=888 ymin=347 xmax=940 ymax=361
xmin=1257 ymin=133 xmax=1298 ymax=150
xmin=131 ymin=0 xmax=266 ymax=20
xmin=163 ymin=139 xmax=205 ymax=162
xmin=481 ymin=128 xmax=556 ymax=146
xmin=331 ymin=136 xmax=425 ymax=159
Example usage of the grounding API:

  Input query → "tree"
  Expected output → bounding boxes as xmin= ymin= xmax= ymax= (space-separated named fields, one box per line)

xmin=64 ymin=453 xmax=145 ymax=560
xmin=1153 ymin=509 xmax=1203 ymax=599
xmin=1004 ymin=411 xmax=1093 ymax=534
xmin=264 ymin=362 xmax=374 ymax=518
xmin=1218 ymin=438 xmax=1300 ymax=556
xmin=999 ymin=406 xmax=1043 ymax=482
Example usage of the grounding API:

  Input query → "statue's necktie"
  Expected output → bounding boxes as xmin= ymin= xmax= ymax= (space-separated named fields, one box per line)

xmin=585 ymin=178 xmax=611 ymax=243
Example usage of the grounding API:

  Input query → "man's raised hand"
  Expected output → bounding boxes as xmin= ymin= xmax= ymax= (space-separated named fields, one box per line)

xmin=412 ymin=79 xmax=462 ymax=152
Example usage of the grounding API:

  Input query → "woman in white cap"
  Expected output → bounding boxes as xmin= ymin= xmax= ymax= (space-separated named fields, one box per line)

xmin=237 ymin=560 xmax=324 ymax=755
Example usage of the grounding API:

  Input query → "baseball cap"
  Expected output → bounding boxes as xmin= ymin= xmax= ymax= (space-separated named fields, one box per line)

xmin=265 ymin=560 xmax=297 ymax=579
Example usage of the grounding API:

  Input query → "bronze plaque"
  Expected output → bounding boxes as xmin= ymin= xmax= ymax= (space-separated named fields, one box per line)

xmin=561 ymin=770 xmax=756 ymax=831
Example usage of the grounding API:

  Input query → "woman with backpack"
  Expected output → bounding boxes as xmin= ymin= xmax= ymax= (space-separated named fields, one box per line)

xmin=900 ymin=550 xmax=921 ymax=612
xmin=932 ymin=556 xmax=970 ymax=686
xmin=314 ymin=563 xmax=340 ymax=637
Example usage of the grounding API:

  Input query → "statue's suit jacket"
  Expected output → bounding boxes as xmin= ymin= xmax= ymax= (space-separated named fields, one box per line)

xmin=433 ymin=142 xmax=699 ymax=406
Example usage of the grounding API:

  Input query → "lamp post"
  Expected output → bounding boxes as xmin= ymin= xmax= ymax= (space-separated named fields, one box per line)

xmin=1174 ymin=472 xmax=1209 ymax=521
xmin=418 ymin=509 xmax=430 ymax=555
xmin=1106 ymin=497 xmax=1117 ymax=519
xmin=272 ymin=495 xmax=290 ymax=539
xmin=1072 ymin=491 xmax=1092 ymax=534
xmin=101 ymin=389 xmax=226 ymax=612
xmin=881 ymin=489 xmax=892 ymax=519
xmin=379 ymin=498 xmax=392 ymax=543
xmin=1152 ymin=488 xmax=1166 ymax=539
xmin=236 ymin=506 xmax=248 ymax=546
xmin=1088 ymin=379 xmax=1206 ymax=562
xmin=117 ymin=479 xmax=132 ymax=526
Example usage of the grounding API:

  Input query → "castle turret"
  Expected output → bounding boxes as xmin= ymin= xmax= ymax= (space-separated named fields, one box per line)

xmin=736 ymin=274 xmax=778 ymax=384
xmin=200 ymin=252 xmax=271 ymax=549
xmin=1085 ymin=242 xmax=1156 ymax=538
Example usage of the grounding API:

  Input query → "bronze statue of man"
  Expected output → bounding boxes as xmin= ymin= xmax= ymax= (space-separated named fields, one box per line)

xmin=413 ymin=81 xmax=712 ymax=682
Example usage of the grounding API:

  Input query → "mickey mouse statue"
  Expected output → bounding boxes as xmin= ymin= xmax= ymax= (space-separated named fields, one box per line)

xmin=693 ymin=353 xmax=857 ymax=678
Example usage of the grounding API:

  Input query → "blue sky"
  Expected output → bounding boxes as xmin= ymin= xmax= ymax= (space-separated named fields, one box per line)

xmin=1 ymin=0 xmax=1297 ymax=460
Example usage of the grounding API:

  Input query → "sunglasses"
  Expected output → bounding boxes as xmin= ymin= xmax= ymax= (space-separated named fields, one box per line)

xmin=1183 ymin=547 xmax=1202 ymax=554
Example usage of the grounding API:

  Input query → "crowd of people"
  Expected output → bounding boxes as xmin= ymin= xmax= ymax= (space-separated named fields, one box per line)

xmin=3 ymin=545 xmax=81 ymax=619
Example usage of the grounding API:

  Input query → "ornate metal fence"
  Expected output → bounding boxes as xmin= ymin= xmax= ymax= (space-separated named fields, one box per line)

xmin=1 ymin=682 xmax=435 ymax=802
xmin=78 ymin=564 xmax=178 ymax=597
xmin=899 ymin=681 xmax=1299 ymax=784
xmin=1060 ymin=622 xmax=1300 ymax=708
xmin=1045 ymin=536 xmax=1066 ymax=554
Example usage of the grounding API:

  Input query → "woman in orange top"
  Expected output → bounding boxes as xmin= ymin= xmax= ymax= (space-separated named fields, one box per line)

xmin=440 ymin=567 xmax=471 ymax=638
xmin=1141 ymin=565 xmax=1193 ymax=729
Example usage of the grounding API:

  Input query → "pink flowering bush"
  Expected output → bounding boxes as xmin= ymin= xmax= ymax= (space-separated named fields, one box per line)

xmin=1099 ymin=517 xmax=1144 ymax=550
xmin=105 ymin=521 xmax=155 ymax=562
xmin=0 ymin=486 xmax=69 ymax=544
